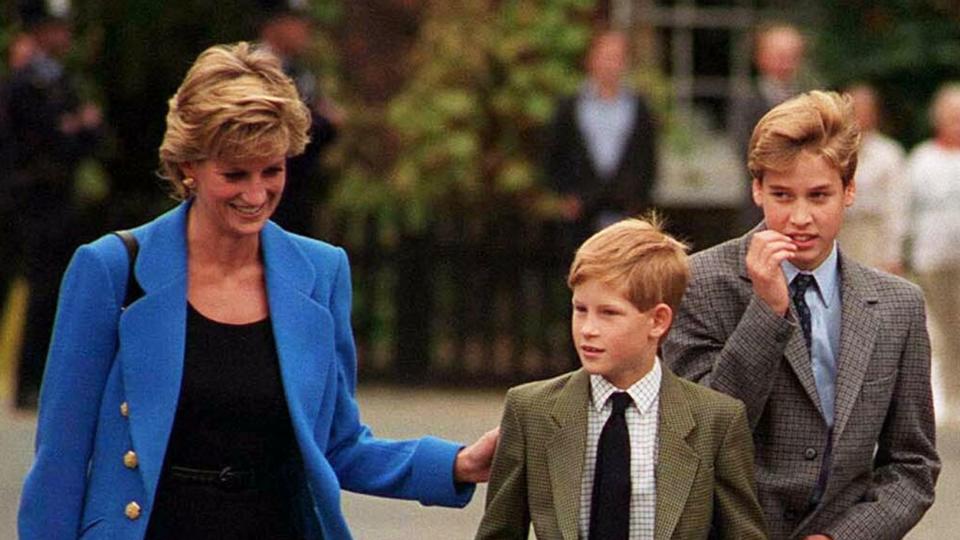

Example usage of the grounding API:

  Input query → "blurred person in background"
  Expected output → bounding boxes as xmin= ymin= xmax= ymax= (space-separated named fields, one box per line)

xmin=0 ymin=36 xmax=32 ymax=321
xmin=8 ymin=32 xmax=37 ymax=71
xmin=905 ymin=82 xmax=960 ymax=427
xmin=732 ymin=22 xmax=808 ymax=233
xmin=257 ymin=0 xmax=343 ymax=237
xmin=545 ymin=27 xmax=658 ymax=261
xmin=837 ymin=83 xmax=907 ymax=273
xmin=5 ymin=0 xmax=103 ymax=410
xmin=18 ymin=42 xmax=496 ymax=539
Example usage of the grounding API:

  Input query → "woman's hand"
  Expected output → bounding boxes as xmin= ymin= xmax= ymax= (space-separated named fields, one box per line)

xmin=454 ymin=427 xmax=500 ymax=483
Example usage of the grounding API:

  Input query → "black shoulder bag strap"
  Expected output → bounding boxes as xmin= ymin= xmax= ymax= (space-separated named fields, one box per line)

xmin=112 ymin=230 xmax=144 ymax=308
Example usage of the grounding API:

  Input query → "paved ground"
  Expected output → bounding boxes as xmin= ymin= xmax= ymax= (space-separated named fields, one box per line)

xmin=1 ymin=383 xmax=957 ymax=539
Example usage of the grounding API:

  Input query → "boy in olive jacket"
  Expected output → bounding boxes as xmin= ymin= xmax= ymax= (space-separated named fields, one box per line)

xmin=477 ymin=218 xmax=766 ymax=540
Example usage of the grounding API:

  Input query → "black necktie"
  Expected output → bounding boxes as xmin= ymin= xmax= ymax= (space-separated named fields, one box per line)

xmin=590 ymin=392 xmax=632 ymax=540
xmin=791 ymin=273 xmax=816 ymax=350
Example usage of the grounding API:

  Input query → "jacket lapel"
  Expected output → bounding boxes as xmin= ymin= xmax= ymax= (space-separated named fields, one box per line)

xmin=260 ymin=223 xmax=331 ymax=434
xmin=548 ymin=369 xmax=703 ymax=539
xmin=737 ymin=228 xmax=829 ymax=419
xmin=119 ymin=203 xmax=189 ymax=506
xmin=831 ymin=255 xmax=880 ymax=440
xmin=546 ymin=370 xmax=590 ymax=540
xmin=654 ymin=370 xmax=700 ymax=540
xmin=118 ymin=204 xmax=332 ymax=506
xmin=784 ymin=306 xmax=828 ymax=419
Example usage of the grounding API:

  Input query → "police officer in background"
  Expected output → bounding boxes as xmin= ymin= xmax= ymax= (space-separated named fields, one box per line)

xmin=6 ymin=0 xmax=103 ymax=409
xmin=257 ymin=0 xmax=343 ymax=237
xmin=0 ymin=37 xmax=25 ymax=325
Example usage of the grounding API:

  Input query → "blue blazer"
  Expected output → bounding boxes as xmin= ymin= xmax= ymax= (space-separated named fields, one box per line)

xmin=19 ymin=202 xmax=473 ymax=539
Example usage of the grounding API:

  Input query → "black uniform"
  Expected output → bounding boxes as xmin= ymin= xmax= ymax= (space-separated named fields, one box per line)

xmin=0 ymin=77 xmax=18 ymax=320
xmin=5 ymin=52 xmax=102 ymax=408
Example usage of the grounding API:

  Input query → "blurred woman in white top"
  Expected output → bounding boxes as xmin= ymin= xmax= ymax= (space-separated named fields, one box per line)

xmin=838 ymin=83 xmax=907 ymax=273
xmin=905 ymin=82 xmax=960 ymax=426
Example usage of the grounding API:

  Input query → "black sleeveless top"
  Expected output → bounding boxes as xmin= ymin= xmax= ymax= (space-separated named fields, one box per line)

xmin=145 ymin=304 xmax=301 ymax=539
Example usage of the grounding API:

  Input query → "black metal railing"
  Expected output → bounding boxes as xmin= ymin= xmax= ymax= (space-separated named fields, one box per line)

xmin=333 ymin=205 xmax=738 ymax=387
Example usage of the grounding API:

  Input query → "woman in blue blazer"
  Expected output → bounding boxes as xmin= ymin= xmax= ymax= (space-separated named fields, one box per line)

xmin=18 ymin=42 xmax=496 ymax=540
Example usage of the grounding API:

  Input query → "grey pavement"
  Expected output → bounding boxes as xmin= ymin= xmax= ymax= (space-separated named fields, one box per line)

xmin=1 ymin=384 xmax=957 ymax=539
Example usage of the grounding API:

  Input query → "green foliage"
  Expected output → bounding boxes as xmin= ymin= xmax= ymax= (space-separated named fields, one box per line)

xmin=0 ymin=19 xmax=13 ymax=76
xmin=814 ymin=0 xmax=960 ymax=146
xmin=307 ymin=0 xmax=340 ymax=25
xmin=73 ymin=158 xmax=111 ymax=204
xmin=328 ymin=0 xmax=594 ymax=239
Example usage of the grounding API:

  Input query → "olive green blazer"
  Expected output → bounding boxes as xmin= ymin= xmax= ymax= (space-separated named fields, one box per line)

xmin=476 ymin=368 xmax=767 ymax=540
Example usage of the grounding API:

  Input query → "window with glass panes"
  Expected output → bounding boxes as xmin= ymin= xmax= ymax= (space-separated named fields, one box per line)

xmin=626 ymin=0 xmax=820 ymax=134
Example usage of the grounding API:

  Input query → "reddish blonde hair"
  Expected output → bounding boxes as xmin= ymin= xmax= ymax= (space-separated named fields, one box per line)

xmin=568 ymin=217 xmax=689 ymax=313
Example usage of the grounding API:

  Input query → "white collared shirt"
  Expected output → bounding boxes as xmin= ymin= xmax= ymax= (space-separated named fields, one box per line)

xmin=579 ymin=359 xmax=662 ymax=539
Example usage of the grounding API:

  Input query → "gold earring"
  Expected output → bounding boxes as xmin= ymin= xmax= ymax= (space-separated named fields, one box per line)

xmin=182 ymin=177 xmax=195 ymax=189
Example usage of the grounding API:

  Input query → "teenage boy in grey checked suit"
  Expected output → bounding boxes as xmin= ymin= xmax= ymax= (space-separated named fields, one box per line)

xmin=663 ymin=91 xmax=940 ymax=540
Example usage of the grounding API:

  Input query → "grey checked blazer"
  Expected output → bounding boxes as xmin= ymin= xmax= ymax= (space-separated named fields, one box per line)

xmin=662 ymin=229 xmax=941 ymax=540
xmin=476 ymin=368 xmax=767 ymax=540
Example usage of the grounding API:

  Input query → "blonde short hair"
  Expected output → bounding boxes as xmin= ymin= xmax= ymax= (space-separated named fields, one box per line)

xmin=568 ymin=217 xmax=690 ymax=313
xmin=158 ymin=42 xmax=311 ymax=199
xmin=748 ymin=90 xmax=860 ymax=186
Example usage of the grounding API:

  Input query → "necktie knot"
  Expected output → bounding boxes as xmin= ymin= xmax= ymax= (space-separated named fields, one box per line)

xmin=791 ymin=273 xmax=816 ymax=300
xmin=609 ymin=392 xmax=632 ymax=416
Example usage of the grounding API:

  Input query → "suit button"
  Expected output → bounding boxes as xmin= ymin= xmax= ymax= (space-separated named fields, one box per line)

xmin=120 ymin=401 xmax=130 ymax=417
xmin=804 ymin=447 xmax=818 ymax=460
xmin=125 ymin=501 xmax=141 ymax=520
xmin=123 ymin=451 xmax=138 ymax=469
